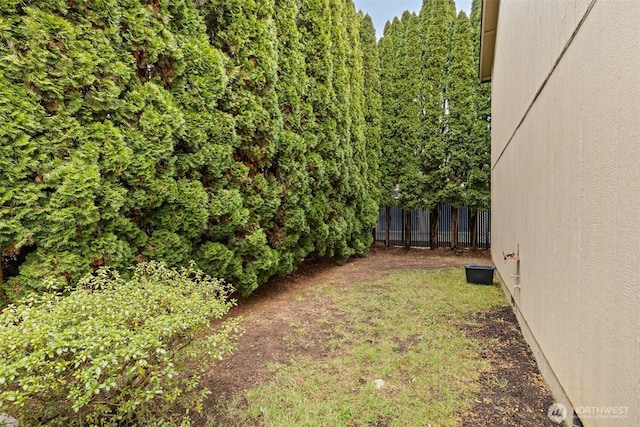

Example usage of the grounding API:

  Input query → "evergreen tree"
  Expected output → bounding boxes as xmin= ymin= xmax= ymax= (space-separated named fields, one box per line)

xmin=467 ymin=0 xmax=492 ymax=247
xmin=344 ymin=3 xmax=377 ymax=256
xmin=419 ymin=0 xmax=433 ymax=21
xmin=378 ymin=17 xmax=407 ymax=246
xmin=442 ymin=11 xmax=475 ymax=248
xmin=169 ymin=5 xmax=245 ymax=281
xmin=0 ymin=1 xmax=189 ymax=294
xmin=298 ymin=0 xmax=334 ymax=257
xmin=201 ymin=0 xmax=283 ymax=294
xmin=0 ymin=0 xmax=239 ymax=298
xmin=324 ymin=0 xmax=351 ymax=258
xmin=270 ymin=0 xmax=313 ymax=275
xmin=0 ymin=0 xmax=383 ymax=303
xmin=359 ymin=13 xmax=383 ymax=235
xmin=418 ymin=0 xmax=455 ymax=249
xmin=396 ymin=12 xmax=425 ymax=249
xmin=0 ymin=74 xmax=45 ymax=296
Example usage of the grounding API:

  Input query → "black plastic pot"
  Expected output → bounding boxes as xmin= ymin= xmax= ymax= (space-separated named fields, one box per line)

xmin=464 ymin=264 xmax=495 ymax=285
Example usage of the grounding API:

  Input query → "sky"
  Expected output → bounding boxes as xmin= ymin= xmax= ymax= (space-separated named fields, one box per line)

xmin=352 ymin=0 xmax=473 ymax=39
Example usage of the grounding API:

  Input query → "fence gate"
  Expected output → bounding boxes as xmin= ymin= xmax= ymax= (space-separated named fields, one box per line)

xmin=375 ymin=203 xmax=491 ymax=249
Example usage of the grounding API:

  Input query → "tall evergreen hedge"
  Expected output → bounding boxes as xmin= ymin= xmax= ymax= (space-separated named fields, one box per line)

xmin=0 ymin=0 xmax=381 ymax=303
xmin=378 ymin=0 xmax=491 ymax=249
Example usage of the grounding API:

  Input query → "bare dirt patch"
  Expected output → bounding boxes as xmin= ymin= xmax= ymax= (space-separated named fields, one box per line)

xmin=199 ymin=245 xmax=554 ymax=426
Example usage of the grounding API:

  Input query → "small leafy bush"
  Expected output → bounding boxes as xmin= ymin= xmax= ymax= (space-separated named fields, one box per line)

xmin=0 ymin=261 xmax=242 ymax=426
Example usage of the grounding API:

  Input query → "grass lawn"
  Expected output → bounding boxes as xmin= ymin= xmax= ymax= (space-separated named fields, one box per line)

xmin=212 ymin=267 xmax=507 ymax=426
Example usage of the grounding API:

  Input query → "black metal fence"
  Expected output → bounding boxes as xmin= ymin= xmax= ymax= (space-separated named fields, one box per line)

xmin=375 ymin=204 xmax=491 ymax=249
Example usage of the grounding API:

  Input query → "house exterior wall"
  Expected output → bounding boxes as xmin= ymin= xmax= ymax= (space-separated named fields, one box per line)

xmin=490 ymin=1 xmax=640 ymax=425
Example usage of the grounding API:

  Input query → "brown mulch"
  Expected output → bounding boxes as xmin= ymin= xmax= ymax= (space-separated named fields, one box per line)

xmin=197 ymin=245 xmax=555 ymax=426
xmin=460 ymin=306 xmax=556 ymax=426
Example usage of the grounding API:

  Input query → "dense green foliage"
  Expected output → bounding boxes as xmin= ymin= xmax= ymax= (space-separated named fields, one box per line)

xmin=0 ymin=0 xmax=490 ymax=299
xmin=391 ymin=12 xmax=424 ymax=212
xmin=359 ymin=14 xmax=382 ymax=211
xmin=378 ymin=0 xmax=491 ymax=247
xmin=467 ymin=0 xmax=492 ymax=211
xmin=418 ymin=0 xmax=456 ymax=210
xmin=0 ymin=0 xmax=381 ymax=302
xmin=0 ymin=262 xmax=241 ymax=425
xmin=442 ymin=11 xmax=474 ymax=209
xmin=378 ymin=17 xmax=405 ymax=210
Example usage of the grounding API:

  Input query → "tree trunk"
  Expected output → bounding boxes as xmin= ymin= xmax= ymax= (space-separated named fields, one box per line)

xmin=429 ymin=206 xmax=439 ymax=249
xmin=450 ymin=206 xmax=459 ymax=249
xmin=404 ymin=210 xmax=411 ymax=251
xmin=385 ymin=206 xmax=391 ymax=247
xmin=470 ymin=209 xmax=478 ymax=250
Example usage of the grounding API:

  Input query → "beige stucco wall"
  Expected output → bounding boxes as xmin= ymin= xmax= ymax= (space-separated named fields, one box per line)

xmin=490 ymin=1 xmax=640 ymax=426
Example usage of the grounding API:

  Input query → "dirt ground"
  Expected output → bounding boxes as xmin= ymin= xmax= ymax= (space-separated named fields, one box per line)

xmin=200 ymin=245 xmax=556 ymax=426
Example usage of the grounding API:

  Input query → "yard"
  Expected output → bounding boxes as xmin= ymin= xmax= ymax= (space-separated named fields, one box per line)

xmin=195 ymin=246 xmax=556 ymax=426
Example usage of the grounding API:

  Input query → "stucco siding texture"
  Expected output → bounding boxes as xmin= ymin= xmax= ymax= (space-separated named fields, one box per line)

xmin=490 ymin=1 xmax=640 ymax=426
xmin=490 ymin=0 xmax=593 ymax=160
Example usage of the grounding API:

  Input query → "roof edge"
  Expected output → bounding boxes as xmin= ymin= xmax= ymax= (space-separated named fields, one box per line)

xmin=479 ymin=0 xmax=499 ymax=83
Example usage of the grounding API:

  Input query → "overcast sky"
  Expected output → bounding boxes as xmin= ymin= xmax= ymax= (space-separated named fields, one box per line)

xmin=352 ymin=0 xmax=473 ymax=39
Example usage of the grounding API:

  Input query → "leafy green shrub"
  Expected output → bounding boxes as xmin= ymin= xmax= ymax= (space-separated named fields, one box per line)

xmin=0 ymin=261 xmax=242 ymax=426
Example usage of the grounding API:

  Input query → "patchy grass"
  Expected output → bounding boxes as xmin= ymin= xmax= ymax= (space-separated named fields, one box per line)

xmin=212 ymin=268 xmax=507 ymax=426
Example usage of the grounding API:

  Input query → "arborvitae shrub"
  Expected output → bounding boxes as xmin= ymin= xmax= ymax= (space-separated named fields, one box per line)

xmin=0 ymin=0 xmax=381 ymax=302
